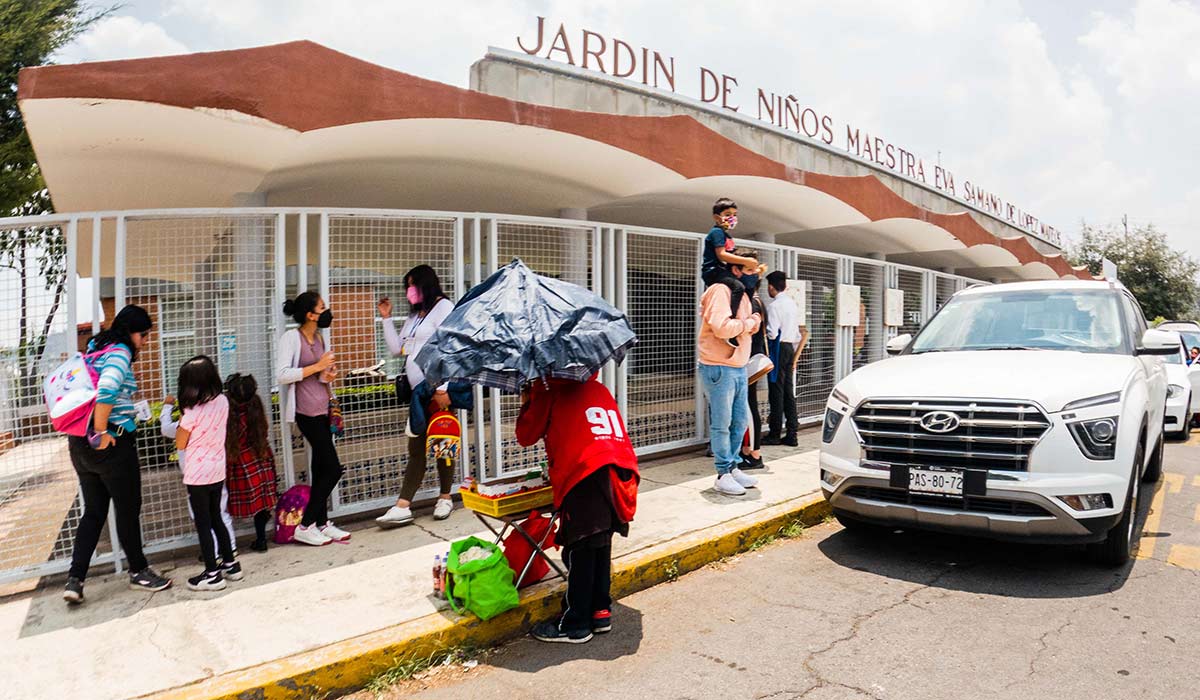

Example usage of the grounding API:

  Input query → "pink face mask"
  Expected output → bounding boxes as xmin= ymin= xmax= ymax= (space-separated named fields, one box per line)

xmin=406 ymin=286 xmax=423 ymax=305
xmin=723 ymin=215 xmax=738 ymax=230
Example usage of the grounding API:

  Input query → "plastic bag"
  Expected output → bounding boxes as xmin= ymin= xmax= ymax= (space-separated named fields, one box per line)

xmin=445 ymin=536 xmax=519 ymax=620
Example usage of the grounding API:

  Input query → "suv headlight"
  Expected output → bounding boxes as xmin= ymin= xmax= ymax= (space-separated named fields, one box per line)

xmin=1062 ymin=392 xmax=1121 ymax=411
xmin=1068 ymin=417 xmax=1118 ymax=460
xmin=1167 ymin=384 xmax=1185 ymax=399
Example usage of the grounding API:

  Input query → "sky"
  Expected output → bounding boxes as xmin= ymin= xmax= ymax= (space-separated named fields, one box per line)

xmin=51 ymin=0 xmax=1200 ymax=259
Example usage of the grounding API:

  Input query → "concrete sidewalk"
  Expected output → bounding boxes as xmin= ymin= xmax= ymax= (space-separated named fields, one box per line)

xmin=0 ymin=433 xmax=824 ymax=700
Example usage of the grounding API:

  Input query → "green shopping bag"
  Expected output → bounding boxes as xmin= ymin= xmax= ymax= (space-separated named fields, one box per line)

xmin=445 ymin=536 xmax=520 ymax=621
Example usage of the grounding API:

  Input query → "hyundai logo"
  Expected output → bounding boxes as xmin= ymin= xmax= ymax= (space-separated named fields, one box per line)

xmin=920 ymin=410 xmax=961 ymax=433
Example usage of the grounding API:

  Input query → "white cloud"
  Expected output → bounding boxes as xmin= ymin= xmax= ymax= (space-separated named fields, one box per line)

xmin=56 ymin=15 xmax=188 ymax=63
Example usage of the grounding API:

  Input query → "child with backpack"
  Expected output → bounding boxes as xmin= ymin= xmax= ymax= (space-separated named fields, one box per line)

xmin=515 ymin=375 xmax=639 ymax=644
xmin=223 ymin=373 xmax=279 ymax=552
xmin=173 ymin=355 xmax=244 ymax=592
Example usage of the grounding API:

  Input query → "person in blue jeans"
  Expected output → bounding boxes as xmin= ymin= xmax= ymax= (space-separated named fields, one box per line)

xmin=698 ymin=249 xmax=763 ymax=496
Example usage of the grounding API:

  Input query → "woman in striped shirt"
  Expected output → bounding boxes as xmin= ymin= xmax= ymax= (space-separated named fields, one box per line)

xmin=63 ymin=305 xmax=172 ymax=605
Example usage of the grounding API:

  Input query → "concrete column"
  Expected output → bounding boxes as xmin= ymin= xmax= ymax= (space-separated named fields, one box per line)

xmin=866 ymin=252 xmax=886 ymax=261
xmin=231 ymin=192 xmax=272 ymax=409
xmin=939 ymin=267 xmax=956 ymax=275
xmin=557 ymin=209 xmax=590 ymax=289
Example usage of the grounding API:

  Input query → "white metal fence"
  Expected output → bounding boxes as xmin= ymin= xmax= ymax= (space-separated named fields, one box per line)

xmin=0 ymin=207 xmax=985 ymax=583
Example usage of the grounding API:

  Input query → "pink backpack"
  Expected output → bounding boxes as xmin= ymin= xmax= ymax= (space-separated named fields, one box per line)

xmin=274 ymin=484 xmax=311 ymax=544
xmin=43 ymin=346 xmax=122 ymax=437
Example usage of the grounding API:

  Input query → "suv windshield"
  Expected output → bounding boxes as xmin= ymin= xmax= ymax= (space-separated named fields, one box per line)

xmin=911 ymin=289 xmax=1126 ymax=354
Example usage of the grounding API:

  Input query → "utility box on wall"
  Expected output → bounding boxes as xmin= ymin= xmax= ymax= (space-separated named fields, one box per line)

xmin=884 ymin=288 xmax=905 ymax=328
xmin=837 ymin=284 xmax=861 ymax=327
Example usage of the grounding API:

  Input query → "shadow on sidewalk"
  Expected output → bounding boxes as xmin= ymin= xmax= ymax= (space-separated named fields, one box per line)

xmin=483 ymin=601 xmax=645 ymax=673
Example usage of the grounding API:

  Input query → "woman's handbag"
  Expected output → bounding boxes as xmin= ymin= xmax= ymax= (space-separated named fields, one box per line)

xmin=746 ymin=353 xmax=775 ymax=385
xmin=394 ymin=375 xmax=413 ymax=406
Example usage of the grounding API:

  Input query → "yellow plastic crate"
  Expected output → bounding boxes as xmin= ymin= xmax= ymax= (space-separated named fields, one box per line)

xmin=460 ymin=485 xmax=553 ymax=517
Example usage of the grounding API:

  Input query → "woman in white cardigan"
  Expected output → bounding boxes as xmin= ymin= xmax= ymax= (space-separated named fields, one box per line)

xmin=376 ymin=265 xmax=457 ymax=527
xmin=276 ymin=291 xmax=350 ymax=547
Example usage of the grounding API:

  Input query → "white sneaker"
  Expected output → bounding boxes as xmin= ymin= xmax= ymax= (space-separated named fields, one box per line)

xmin=321 ymin=521 xmax=352 ymax=543
xmin=293 ymin=524 xmax=332 ymax=546
xmin=714 ymin=473 xmax=747 ymax=496
xmin=433 ymin=498 xmax=454 ymax=520
xmin=730 ymin=468 xmax=759 ymax=489
xmin=376 ymin=505 xmax=414 ymax=528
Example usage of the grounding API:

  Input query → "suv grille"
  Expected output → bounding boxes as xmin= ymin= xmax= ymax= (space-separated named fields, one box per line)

xmin=852 ymin=399 xmax=1050 ymax=472
xmin=844 ymin=486 xmax=1053 ymax=518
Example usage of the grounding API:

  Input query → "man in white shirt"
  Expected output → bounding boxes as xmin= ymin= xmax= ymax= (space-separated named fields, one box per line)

xmin=764 ymin=272 xmax=807 ymax=446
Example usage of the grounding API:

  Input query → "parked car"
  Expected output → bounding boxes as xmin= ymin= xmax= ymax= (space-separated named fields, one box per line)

xmin=819 ymin=280 xmax=1173 ymax=566
xmin=1159 ymin=330 xmax=1200 ymax=438
xmin=1158 ymin=320 xmax=1200 ymax=428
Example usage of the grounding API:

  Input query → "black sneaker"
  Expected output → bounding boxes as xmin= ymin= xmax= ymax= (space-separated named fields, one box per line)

xmin=592 ymin=610 xmax=612 ymax=634
xmin=250 ymin=538 xmax=269 ymax=553
xmin=739 ymin=454 xmax=765 ymax=470
xmin=129 ymin=567 xmax=172 ymax=592
xmin=187 ymin=570 xmax=227 ymax=592
xmin=762 ymin=434 xmax=784 ymax=446
xmin=531 ymin=621 xmax=593 ymax=644
xmin=220 ymin=560 xmax=245 ymax=582
xmin=782 ymin=434 xmax=798 ymax=447
xmin=63 ymin=577 xmax=85 ymax=605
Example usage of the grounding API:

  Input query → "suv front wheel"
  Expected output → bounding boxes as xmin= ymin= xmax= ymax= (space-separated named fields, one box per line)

xmin=1088 ymin=441 xmax=1143 ymax=567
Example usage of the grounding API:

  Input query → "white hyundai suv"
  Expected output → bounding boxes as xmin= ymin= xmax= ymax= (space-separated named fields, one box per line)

xmin=819 ymin=280 xmax=1174 ymax=565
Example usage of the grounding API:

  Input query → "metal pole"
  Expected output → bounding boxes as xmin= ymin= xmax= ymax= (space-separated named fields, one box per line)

xmin=452 ymin=216 xmax=469 ymax=485
xmin=488 ymin=218 xmax=502 ymax=477
xmin=297 ymin=214 xmax=308 ymax=294
xmin=694 ymin=238 xmax=706 ymax=442
xmin=91 ymin=217 xmax=102 ymax=332
xmin=274 ymin=213 xmax=295 ymax=488
xmin=109 ymin=216 xmax=126 ymax=573
xmin=472 ymin=217 xmax=486 ymax=482
xmin=615 ymin=227 xmax=629 ymax=421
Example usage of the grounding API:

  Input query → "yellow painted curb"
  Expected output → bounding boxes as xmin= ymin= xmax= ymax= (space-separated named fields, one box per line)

xmin=140 ymin=494 xmax=831 ymax=700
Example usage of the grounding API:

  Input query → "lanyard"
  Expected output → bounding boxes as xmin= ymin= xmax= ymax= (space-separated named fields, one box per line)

xmin=401 ymin=312 xmax=428 ymax=357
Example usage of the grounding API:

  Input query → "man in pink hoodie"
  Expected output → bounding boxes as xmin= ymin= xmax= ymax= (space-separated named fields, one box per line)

xmin=699 ymin=247 xmax=764 ymax=496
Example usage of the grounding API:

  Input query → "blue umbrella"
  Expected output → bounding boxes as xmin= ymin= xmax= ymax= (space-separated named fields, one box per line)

xmin=414 ymin=259 xmax=637 ymax=392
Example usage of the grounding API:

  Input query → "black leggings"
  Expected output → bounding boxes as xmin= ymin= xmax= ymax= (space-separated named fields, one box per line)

xmin=188 ymin=481 xmax=235 ymax=571
xmin=295 ymin=414 xmax=344 ymax=527
xmin=67 ymin=434 xmax=149 ymax=579
xmin=702 ymin=268 xmax=745 ymax=318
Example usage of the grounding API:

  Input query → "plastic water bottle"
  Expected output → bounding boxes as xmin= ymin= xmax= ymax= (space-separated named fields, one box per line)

xmin=432 ymin=555 xmax=443 ymax=597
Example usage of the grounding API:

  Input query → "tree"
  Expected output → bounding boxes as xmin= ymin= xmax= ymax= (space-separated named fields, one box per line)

xmin=2 ymin=0 xmax=107 ymax=214
xmin=1069 ymin=223 xmax=1200 ymax=321
xmin=1 ymin=1 xmax=108 ymax=404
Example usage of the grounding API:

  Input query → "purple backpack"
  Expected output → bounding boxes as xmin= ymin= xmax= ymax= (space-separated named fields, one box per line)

xmin=274 ymin=485 xmax=311 ymax=544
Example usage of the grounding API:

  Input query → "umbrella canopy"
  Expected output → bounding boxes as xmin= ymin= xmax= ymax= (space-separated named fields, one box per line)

xmin=414 ymin=259 xmax=638 ymax=392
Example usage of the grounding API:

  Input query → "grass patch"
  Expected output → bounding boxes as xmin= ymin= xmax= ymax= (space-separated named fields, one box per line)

xmin=663 ymin=559 xmax=680 ymax=582
xmin=779 ymin=519 xmax=807 ymax=539
xmin=747 ymin=533 xmax=776 ymax=551
xmin=365 ymin=645 xmax=478 ymax=695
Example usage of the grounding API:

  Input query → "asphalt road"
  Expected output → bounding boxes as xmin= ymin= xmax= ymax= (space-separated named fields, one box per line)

xmin=366 ymin=434 xmax=1200 ymax=700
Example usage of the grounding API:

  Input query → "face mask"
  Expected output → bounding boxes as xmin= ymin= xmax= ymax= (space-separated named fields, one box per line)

xmin=722 ymin=215 xmax=738 ymax=230
xmin=741 ymin=274 xmax=759 ymax=291
xmin=316 ymin=309 xmax=333 ymax=328
xmin=406 ymin=286 xmax=423 ymax=306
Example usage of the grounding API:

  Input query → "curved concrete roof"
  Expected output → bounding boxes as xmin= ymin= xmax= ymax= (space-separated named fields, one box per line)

xmin=17 ymin=40 xmax=1094 ymax=280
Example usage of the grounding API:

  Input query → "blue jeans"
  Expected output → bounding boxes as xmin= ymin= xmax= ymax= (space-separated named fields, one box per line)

xmin=700 ymin=363 xmax=749 ymax=476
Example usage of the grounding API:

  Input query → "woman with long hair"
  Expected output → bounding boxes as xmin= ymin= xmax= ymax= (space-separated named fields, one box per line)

xmin=275 ymin=291 xmax=349 ymax=546
xmin=62 ymin=304 xmax=172 ymax=605
xmin=376 ymin=265 xmax=458 ymax=527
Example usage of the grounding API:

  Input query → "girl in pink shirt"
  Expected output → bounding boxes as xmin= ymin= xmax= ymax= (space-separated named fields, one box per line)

xmin=175 ymin=355 xmax=244 ymax=592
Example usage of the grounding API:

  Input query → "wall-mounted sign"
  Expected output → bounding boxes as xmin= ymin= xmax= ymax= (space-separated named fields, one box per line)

xmin=783 ymin=279 xmax=807 ymax=328
xmin=515 ymin=16 xmax=1062 ymax=248
xmin=884 ymin=289 xmax=905 ymax=328
xmin=837 ymin=284 xmax=861 ymax=327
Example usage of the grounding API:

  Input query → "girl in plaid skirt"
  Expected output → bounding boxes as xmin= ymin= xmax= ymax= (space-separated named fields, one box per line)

xmin=224 ymin=374 xmax=279 ymax=552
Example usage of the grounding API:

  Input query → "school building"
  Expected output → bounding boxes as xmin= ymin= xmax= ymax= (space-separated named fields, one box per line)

xmin=0 ymin=41 xmax=1094 ymax=584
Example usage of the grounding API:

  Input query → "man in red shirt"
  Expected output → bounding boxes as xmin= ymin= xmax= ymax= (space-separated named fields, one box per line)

xmin=516 ymin=376 xmax=639 ymax=643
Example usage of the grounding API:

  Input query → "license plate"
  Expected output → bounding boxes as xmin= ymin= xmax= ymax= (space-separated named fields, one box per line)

xmin=908 ymin=467 xmax=963 ymax=496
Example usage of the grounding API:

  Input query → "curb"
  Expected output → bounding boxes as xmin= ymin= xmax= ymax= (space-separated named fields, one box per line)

xmin=142 ymin=493 xmax=831 ymax=700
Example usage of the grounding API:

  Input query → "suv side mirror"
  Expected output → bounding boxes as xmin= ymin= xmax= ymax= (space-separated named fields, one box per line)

xmin=1137 ymin=329 xmax=1181 ymax=356
xmin=886 ymin=334 xmax=913 ymax=356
